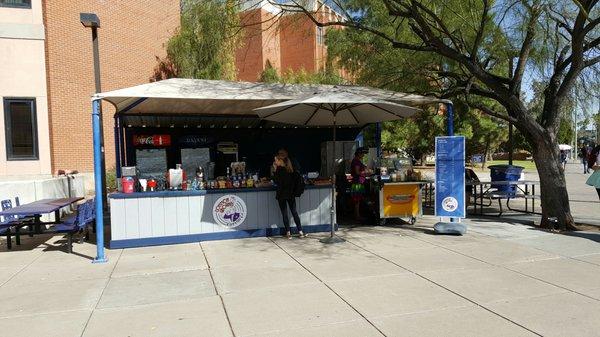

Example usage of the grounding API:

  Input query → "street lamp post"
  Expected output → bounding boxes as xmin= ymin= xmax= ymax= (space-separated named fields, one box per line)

xmin=80 ymin=13 xmax=107 ymax=263
xmin=80 ymin=13 xmax=107 ymax=209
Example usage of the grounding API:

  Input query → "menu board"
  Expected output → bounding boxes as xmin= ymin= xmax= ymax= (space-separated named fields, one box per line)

xmin=435 ymin=136 xmax=465 ymax=218
xmin=181 ymin=148 xmax=211 ymax=177
xmin=136 ymin=149 xmax=167 ymax=178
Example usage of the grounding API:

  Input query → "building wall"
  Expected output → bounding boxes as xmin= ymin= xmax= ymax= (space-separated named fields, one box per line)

xmin=235 ymin=7 xmax=282 ymax=82
xmin=43 ymin=0 xmax=180 ymax=173
xmin=235 ymin=2 xmax=345 ymax=81
xmin=280 ymin=14 xmax=317 ymax=74
xmin=261 ymin=8 xmax=281 ymax=74
xmin=236 ymin=9 xmax=264 ymax=82
xmin=0 ymin=0 xmax=52 ymax=176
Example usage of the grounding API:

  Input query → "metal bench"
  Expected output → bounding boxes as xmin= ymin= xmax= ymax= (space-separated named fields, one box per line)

xmin=1 ymin=198 xmax=27 ymax=249
xmin=484 ymin=190 xmax=541 ymax=216
xmin=54 ymin=200 xmax=94 ymax=253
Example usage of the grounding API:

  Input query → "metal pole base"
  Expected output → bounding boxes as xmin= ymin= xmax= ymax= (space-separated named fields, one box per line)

xmin=433 ymin=222 xmax=467 ymax=235
xmin=92 ymin=257 xmax=108 ymax=264
xmin=319 ymin=235 xmax=345 ymax=244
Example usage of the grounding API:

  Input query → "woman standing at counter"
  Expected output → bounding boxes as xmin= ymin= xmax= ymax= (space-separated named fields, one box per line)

xmin=273 ymin=156 xmax=305 ymax=239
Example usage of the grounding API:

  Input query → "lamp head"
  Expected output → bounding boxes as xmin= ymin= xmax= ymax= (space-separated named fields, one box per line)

xmin=80 ymin=13 xmax=100 ymax=28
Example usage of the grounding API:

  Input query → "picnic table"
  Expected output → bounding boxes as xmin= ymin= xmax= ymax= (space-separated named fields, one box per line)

xmin=467 ymin=180 xmax=540 ymax=216
xmin=0 ymin=197 xmax=83 ymax=234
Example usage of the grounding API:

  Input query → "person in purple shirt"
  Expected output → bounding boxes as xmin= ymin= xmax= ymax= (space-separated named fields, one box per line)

xmin=350 ymin=147 xmax=372 ymax=220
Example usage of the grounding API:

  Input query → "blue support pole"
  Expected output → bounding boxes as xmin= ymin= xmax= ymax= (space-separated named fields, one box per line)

xmin=446 ymin=103 xmax=454 ymax=136
xmin=92 ymin=99 xmax=107 ymax=263
xmin=447 ymin=102 xmax=455 ymax=223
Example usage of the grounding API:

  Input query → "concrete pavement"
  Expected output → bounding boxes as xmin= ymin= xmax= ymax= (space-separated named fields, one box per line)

xmin=1 ymin=217 xmax=599 ymax=337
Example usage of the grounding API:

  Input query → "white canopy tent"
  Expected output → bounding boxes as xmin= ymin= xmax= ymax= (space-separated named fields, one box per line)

xmin=89 ymin=78 xmax=451 ymax=262
xmin=94 ymin=78 xmax=449 ymax=116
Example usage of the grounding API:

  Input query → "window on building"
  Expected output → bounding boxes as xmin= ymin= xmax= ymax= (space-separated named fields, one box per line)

xmin=0 ymin=0 xmax=31 ymax=8
xmin=317 ymin=26 xmax=325 ymax=45
xmin=4 ymin=98 xmax=38 ymax=160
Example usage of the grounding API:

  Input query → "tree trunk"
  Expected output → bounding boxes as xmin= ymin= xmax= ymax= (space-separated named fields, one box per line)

xmin=482 ymin=136 xmax=490 ymax=170
xmin=530 ymin=134 xmax=577 ymax=231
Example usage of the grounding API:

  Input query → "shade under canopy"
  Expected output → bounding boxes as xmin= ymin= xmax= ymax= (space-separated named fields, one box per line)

xmin=94 ymin=78 xmax=449 ymax=116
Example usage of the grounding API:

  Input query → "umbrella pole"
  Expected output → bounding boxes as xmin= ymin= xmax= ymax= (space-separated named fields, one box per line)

xmin=321 ymin=113 xmax=344 ymax=244
xmin=331 ymin=119 xmax=336 ymax=238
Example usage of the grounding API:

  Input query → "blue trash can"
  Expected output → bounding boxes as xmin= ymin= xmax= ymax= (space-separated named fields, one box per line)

xmin=489 ymin=165 xmax=523 ymax=195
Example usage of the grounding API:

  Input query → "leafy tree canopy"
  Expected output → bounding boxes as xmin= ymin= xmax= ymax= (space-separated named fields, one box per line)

xmin=324 ymin=0 xmax=510 ymax=158
xmin=165 ymin=0 xmax=241 ymax=80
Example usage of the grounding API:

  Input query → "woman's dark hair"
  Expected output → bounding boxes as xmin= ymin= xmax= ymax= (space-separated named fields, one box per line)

xmin=354 ymin=147 xmax=368 ymax=156
xmin=282 ymin=157 xmax=294 ymax=173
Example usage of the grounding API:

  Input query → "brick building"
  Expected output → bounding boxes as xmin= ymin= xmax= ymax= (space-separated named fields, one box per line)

xmin=43 ymin=1 xmax=180 ymax=173
xmin=0 ymin=0 xmax=179 ymax=183
xmin=236 ymin=0 xmax=344 ymax=82
xmin=1 ymin=0 xmax=341 ymax=184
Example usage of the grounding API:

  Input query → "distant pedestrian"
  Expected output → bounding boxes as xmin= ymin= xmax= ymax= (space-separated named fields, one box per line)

xmin=559 ymin=150 xmax=568 ymax=170
xmin=579 ymin=144 xmax=592 ymax=174
xmin=585 ymin=146 xmax=600 ymax=200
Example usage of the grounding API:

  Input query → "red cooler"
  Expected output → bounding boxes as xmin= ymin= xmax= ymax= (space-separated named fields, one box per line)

xmin=122 ymin=176 xmax=135 ymax=194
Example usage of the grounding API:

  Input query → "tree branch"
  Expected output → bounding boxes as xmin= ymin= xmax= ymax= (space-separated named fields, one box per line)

xmin=512 ymin=5 xmax=541 ymax=94
xmin=584 ymin=55 xmax=600 ymax=67
xmin=409 ymin=0 xmax=466 ymax=53
xmin=275 ymin=1 xmax=436 ymax=52
xmin=467 ymin=101 xmax=517 ymax=123
xmin=583 ymin=16 xmax=600 ymax=34
xmin=471 ymin=0 xmax=490 ymax=60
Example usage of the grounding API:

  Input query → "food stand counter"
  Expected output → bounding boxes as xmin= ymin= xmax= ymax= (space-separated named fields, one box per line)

xmin=109 ymin=185 xmax=332 ymax=248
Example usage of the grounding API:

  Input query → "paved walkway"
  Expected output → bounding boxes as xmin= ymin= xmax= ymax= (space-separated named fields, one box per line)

xmin=1 ymin=217 xmax=599 ymax=337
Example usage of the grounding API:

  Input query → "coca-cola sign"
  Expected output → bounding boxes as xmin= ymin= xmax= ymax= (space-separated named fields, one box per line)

xmin=133 ymin=134 xmax=171 ymax=147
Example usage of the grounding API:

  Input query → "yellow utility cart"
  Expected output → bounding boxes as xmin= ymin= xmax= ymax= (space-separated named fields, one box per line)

xmin=378 ymin=181 xmax=429 ymax=225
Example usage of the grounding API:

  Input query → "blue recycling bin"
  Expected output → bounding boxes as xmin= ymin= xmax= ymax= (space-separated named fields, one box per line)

xmin=489 ymin=165 xmax=523 ymax=195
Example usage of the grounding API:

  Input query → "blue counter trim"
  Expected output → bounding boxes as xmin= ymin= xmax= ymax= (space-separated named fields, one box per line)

xmin=109 ymin=184 xmax=331 ymax=199
xmin=109 ymin=224 xmax=336 ymax=249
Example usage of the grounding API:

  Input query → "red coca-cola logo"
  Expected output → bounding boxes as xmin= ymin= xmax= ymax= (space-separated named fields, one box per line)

xmin=133 ymin=135 xmax=171 ymax=147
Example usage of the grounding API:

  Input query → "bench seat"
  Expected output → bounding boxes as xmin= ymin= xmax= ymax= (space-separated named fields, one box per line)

xmin=53 ymin=200 xmax=94 ymax=253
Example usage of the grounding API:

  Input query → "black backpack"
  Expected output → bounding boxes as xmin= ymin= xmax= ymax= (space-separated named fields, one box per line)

xmin=293 ymin=171 xmax=305 ymax=197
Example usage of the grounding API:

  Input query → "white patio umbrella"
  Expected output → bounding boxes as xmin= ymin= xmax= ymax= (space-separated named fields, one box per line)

xmin=559 ymin=144 xmax=572 ymax=151
xmin=254 ymin=90 xmax=420 ymax=243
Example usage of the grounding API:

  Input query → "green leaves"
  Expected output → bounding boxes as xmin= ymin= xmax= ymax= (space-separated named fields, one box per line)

xmin=167 ymin=0 xmax=241 ymax=80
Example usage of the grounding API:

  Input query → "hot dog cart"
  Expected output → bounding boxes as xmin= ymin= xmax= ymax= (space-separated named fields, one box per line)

xmin=371 ymin=158 xmax=430 ymax=225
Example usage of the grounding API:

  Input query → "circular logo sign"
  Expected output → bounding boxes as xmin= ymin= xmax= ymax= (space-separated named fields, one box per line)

xmin=212 ymin=195 xmax=247 ymax=228
xmin=441 ymin=197 xmax=459 ymax=212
